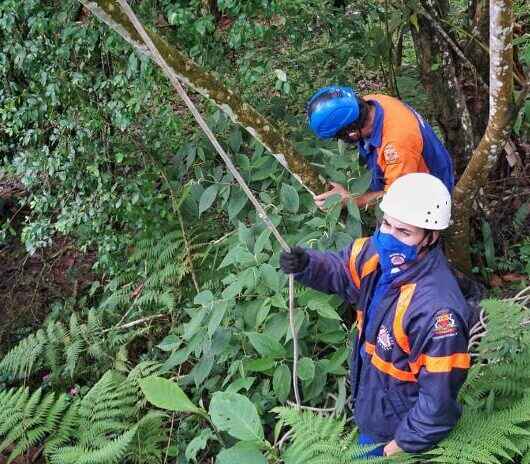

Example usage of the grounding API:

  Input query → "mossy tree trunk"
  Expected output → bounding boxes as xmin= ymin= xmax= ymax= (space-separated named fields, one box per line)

xmin=79 ymin=0 xmax=325 ymax=194
xmin=445 ymin=0 xmax=514 ymax=272
xmin=408 ymin=0 xmax=517 ymax=271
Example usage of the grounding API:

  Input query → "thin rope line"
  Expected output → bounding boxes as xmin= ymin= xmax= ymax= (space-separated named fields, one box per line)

xmin=116 ymin=0 xmax=301 ymax=407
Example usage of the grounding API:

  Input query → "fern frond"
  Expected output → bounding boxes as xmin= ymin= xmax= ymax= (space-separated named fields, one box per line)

xmin=0 ymin=369 xmax=165 ymax=463
xmin=44 ymin=399 xmax=80 ymax=456
xmin=130 ymin=412 xmax=167 ymax=464
xmin=421 ymin=390 xmax=530 ymax=463
xmin=0 ymin=331 xmax=44 ymax=379
xmin=275 ymin=407 xmax=380 ymax=464
xmin=127 ymin=361 xmax=163 ymax=381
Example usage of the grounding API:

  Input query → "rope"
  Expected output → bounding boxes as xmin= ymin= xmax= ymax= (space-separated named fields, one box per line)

xmin=116 ymin=0 xmax=302 ymax=407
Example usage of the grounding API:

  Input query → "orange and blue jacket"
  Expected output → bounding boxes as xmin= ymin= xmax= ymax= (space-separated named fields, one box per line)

xmin=294 ymin=237 xmax=472 ymax=452
xmin=360 ymin=94 xmax=454 ymax=192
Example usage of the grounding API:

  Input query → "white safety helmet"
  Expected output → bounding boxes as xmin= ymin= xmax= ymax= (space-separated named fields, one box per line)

xmin=379 ymin=173 xmax=451 ymax=230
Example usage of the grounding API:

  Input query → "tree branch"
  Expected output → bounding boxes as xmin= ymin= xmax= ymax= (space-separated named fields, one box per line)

xmin=78 ymin=1 xmax=324 ymax=194
xmin=419 ymin=4 xmax=489 ymax=91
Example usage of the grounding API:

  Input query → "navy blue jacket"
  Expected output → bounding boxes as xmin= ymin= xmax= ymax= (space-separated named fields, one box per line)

xmin=294 ymin=237 xmax=472 ymax=452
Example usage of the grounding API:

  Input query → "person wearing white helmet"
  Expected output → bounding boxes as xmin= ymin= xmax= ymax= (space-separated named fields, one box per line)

xmin=280 ymin=173 xmax=472 ymax=457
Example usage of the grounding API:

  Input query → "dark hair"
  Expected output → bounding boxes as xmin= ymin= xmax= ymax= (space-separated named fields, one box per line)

xmin=423 ymin=230 xmax=441 ymax=251
xmin=356 ymin=97 xmax=369 ymax=129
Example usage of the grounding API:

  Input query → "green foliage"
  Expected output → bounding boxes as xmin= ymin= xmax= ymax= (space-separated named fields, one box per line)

xmin=139 ymin=375 xmax=204 ymax=414
xmin=0 ymin=310 xmax=133 ymax=383
xmin=459 ymin=299 xmax=530 ymax=410
xmin=0 ymin=0 xmax=192 ymax=270
xmin=209 ymin=391 xmax=265 ymax=442
xmin=0 ymin=388 xmax=71 ymax=463
xmin=2 ymin=0 xmax=528 ymax=462
xmin=216 ymin=441 xmax=268 ymax=464
xmin=101 ymin=227 xmax=202 ymax=315
xmin=274 ymin=407 xmax=385 ymax=464
xmin=419 ymin=395 xmax=530 ymax=464
xmin=0 ymin=371 xmax=166 ymax=464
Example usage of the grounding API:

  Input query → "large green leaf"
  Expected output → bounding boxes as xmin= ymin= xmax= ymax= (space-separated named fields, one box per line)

xmin=246 ymin=332 xmax=287 ymax=358
xmin=350 ymin=169 xmax=372 ymax=194
xmin=209 ymin=391 xmax=264 ymax=442
xmin=297 ymin=357 xmax=315 ymax=382
xmin=208 ymin=301 xmax=229 ymax=337
xmin=228 ymin=128 xmax=243 ymax=152
xmin=139 ymin=376 xmax=202 ymax=414
xmin=194 ymin=290 xmax=214 ymax=306
xmin=156 ymin=334 xmax=181 ymax=352
xmin=280 ymin=183 xmax=299 ymax=213
xmin=191 ymin=353 xmax=214 ymax=387
xmin=273 ymin=364 xmax=291 ymax=402
xmin=161 ymin=347 xmax=191 ymax=371
xmin=308 ymin=300 xmax=341 ymax=320
xmin=186 ymin=429 xmax=214 ymax=462
xmin=254 ymin=228 xmax=272 ymax=255
xmin=261 ymin=263 xmax=280 ymax=292
xmin=244 ymin=357 xmax=276 ymax=372
xmin=199 ymin=184 xmax=219 ymax=216
xmin=228 ymin=187 xmax=249 ymax=220
xmin=216 ymin=442 xmax=267 ymax=464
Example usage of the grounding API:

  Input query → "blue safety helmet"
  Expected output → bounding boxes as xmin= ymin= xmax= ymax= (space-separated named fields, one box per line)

xmin=306 ymin=86 xmax=361 ymax=139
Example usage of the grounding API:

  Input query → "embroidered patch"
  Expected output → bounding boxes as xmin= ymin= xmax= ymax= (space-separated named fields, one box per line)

xmin=433 ymin=310 xmax=458 ymax=339
xmin=377 ymin=325 xmax=393 ymax=351
xmin=383 ymin=144 xmax=400 ymax=165
xmin=389 ymin=252 xmax=406 ymax=267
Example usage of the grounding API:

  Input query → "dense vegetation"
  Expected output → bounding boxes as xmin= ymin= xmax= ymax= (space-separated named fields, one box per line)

xmin=0 ymin=0 xmax=528 ymax=462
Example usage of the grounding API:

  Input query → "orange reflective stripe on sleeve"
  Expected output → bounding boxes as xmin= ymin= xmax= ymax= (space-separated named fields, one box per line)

xmin=393 ymin=283 xmax=416 ymax=355
xmin=409 ymin=353 xmax=471 ymax=374
xmin=349 ymin=238 xmax=369 ymax=289
xmin=365 ymin=341 xmax=375 ymax=354
xmin=371 ymin=353 xmax=418 ymax=382
xmin=361 ymin=254 xmax=379 ymax=279
xmin=364 ymin=342 xmax=417 ymax=382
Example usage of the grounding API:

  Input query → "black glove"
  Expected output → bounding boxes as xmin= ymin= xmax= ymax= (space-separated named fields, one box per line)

xmin=280 ymin=246 xmax=309 ymax=274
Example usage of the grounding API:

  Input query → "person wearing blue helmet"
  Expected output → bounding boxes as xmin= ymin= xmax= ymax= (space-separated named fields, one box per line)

xmin=306 ymin=86 xmax=454 ymax=210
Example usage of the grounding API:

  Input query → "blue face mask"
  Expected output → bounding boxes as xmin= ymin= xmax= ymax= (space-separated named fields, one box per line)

xmin=372 ymin=229 xmax=418 ymax=278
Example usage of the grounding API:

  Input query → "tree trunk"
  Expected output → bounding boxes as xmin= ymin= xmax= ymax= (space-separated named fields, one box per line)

xmin=445 ymin=0 xmax=514 ymax=272
xmin=79 ymin=1 xmax=325 ymax=194
xmin=410 ymin=0 xmax=476 ymax=175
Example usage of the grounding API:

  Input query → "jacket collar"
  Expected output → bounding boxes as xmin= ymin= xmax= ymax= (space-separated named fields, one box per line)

xmin=359 ymin=100 xmax=384 ymax=151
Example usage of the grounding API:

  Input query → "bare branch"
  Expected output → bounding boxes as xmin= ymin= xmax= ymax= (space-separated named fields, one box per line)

xmin=419 ymin=5 xmax=489 ymax=91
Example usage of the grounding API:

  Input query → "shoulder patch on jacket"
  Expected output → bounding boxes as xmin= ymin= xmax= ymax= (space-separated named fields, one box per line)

xmin=377 ymin=325 xmax=394 ymax=351
xmin=383 ymin=144 xmax=400 ymax=165
xmin=433 ymin=310 xmax=458 ymax=339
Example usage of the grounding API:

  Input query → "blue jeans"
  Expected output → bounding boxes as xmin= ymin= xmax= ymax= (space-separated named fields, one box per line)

xmin=357 ymin=433 xmax=385 ymax=458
